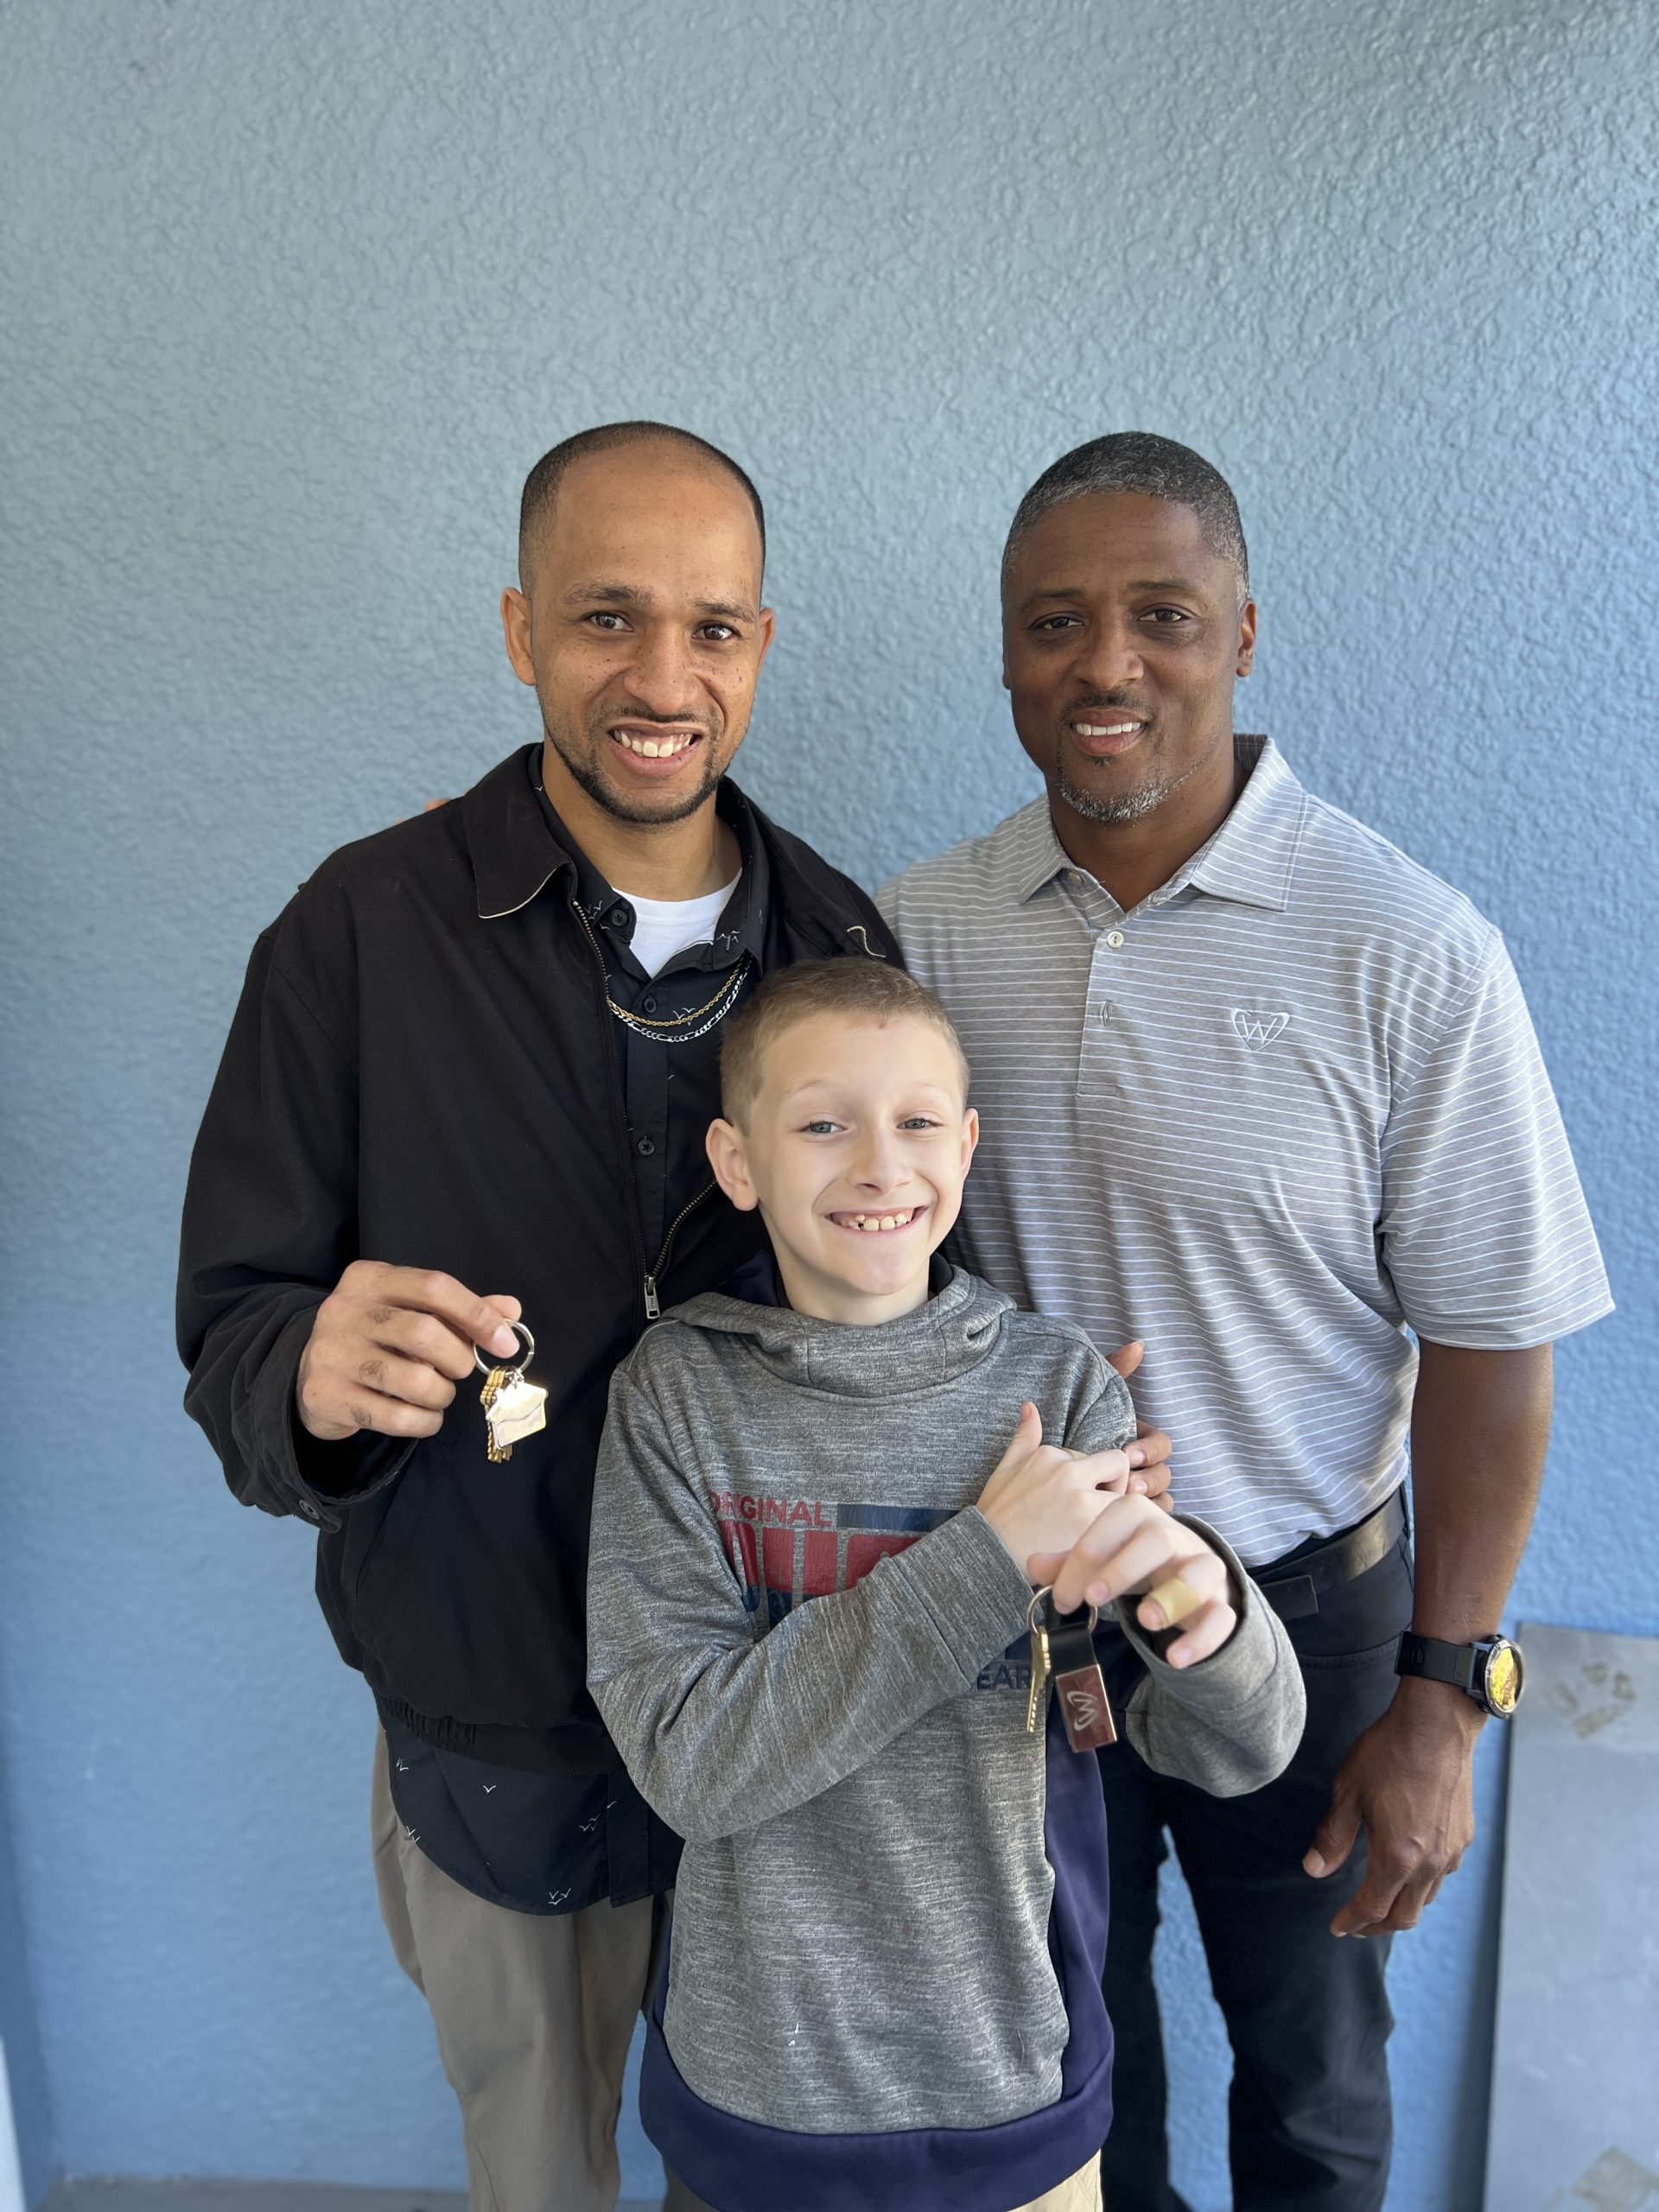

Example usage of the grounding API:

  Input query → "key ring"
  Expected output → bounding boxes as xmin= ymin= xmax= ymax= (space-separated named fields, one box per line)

xmin=1028 ymin=1585 xmax=1099 ymax=1635
xmin=474 ymin=1320 xmax=536 ymax=1376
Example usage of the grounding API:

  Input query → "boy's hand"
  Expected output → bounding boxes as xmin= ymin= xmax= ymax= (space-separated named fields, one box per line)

xmin=977 ymin=1402 xmax=1133 ymax=1574
xmin=1028 ymin=1497 xmax=1238 ymax=1669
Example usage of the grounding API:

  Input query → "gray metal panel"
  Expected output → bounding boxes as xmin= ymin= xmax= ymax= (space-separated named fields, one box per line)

xmin=1484 ymin=1622 xmax=1659 ymax=2211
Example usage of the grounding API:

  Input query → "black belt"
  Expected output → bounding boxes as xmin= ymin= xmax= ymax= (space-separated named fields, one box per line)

xmin=1253 ymin=1488 xmax=1408 ymax=1623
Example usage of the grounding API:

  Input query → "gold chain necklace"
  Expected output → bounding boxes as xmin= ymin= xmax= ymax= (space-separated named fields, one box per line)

xmin=574 ymin=903 xmax=753 ymax=1042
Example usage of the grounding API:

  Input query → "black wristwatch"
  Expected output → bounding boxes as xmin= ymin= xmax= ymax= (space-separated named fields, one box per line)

xmin=1394 ymin=1631 xmax=1524 ymax=1718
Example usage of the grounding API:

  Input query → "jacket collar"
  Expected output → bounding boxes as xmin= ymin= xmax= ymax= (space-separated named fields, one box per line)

xmin=465 ymin=747 xmax=574 ymax=921
xmin=464 ymin=745 xmax=767 ymax=953
xmin=463 ymin=743 xmax=897 ymax=963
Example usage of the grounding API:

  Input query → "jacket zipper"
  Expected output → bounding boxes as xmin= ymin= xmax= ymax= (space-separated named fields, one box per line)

xmin=644 ymin=1181 xmax=717 ymax=1320
xmin=571 ymin=896 xmax=721 ymax=1327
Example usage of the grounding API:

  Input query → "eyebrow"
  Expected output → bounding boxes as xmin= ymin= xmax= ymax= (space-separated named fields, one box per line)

xmin=776 ymin=1078 xmax=958 ymax=1105
xmin=560 ymin=580 xmax=758 ymax=622
xmin=1016 ymin=577 xmax=1210 ymax=613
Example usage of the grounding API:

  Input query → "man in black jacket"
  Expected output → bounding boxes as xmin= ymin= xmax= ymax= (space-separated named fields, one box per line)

xmin=177 ymin=423 xmax=903 ymax=2212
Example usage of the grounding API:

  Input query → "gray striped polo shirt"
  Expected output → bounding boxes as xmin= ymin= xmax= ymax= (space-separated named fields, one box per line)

xmin=878 ymin=736 xmax=1611 ymax=1567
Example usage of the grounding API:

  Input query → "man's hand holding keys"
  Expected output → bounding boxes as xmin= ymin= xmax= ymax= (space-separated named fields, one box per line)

xmin=979 ymin=1402 xmax=1237 ymax=1669
xmin=296 ymin=1261 xmax=523 ymax=1442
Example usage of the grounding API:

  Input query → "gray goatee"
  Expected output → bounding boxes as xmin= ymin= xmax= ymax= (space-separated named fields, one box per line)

xmin=1056 ymin=767 xmax=1173 ymax=825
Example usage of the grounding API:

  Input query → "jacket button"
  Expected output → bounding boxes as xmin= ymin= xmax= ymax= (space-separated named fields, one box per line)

xmin=641 ymin=995 xmax=657 ymax=1013
xmin=297 ymin=1500 xmax=319 ymax=1522
xmin=608 ymin=906 xmax=629 ymax=930
xmin=637 ymin=1137 xmax=656 ymax=1156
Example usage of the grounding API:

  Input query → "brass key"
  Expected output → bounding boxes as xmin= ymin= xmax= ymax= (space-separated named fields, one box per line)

xmin=474 ymin=1323 xmax=547 ymax=1463
xmin=1026 ymin=1588 xmax=1052 ymax=1733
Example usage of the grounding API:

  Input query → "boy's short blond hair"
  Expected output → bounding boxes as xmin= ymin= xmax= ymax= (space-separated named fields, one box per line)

xmin=720 ymin=959 xmax=971 ymax=1123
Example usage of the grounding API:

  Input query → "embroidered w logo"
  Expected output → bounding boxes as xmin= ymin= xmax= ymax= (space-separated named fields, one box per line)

xmin=1231 ymin=1009 xmax=1290 ymax=1050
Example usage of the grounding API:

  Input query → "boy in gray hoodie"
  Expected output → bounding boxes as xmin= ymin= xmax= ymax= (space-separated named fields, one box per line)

xmin=587 ymin=959 xmax=1305 ymax=2212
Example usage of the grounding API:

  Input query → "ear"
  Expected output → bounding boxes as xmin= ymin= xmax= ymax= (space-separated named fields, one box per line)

xmin=754 ymin=604 xmax=777 ymax=674
xmin=959 ymin=1105 xmax=980 ymax=1179
xmin=706 ymin=1117 xmax=760 ymax=1211
xmin=1236 ymin=597 xmax=1257 ymax=679
xmin=501 ymin=588 xmax=536 ymax=686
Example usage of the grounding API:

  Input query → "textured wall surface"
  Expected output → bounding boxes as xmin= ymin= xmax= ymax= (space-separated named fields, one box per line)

xmin=1 ymin=3 xmax=1654 ymax=2207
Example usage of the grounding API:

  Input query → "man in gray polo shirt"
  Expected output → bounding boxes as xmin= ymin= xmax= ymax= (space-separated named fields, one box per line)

xmin=878 ymin=434 xmax=1610 ymax=2212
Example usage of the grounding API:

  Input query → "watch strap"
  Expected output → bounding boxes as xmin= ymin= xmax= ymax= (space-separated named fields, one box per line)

xmin=1395 ymin=1631 xmax=1482 ymax=1694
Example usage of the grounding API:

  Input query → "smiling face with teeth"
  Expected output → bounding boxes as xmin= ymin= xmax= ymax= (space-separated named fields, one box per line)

xmin=1002 ymin=491 xmax=1256 ymax=905
xmin=706 ymin=1011 xmax=979 ymax=1326
xmin=501 ymin=438 xmax=773 ymax=868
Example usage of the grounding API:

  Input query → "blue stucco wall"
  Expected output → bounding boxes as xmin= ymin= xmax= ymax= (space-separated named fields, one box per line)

xmin=1 ymin=3 xmax=1654 ymax=2206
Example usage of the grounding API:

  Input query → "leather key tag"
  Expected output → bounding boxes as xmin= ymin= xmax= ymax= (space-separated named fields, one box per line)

xmin=1045 ymin=1611 xmax=1118 ymax=1752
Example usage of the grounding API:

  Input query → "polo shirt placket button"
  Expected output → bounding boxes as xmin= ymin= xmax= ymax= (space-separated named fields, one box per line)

xmin=1106 ymin=931 xmax=1125 ymax=949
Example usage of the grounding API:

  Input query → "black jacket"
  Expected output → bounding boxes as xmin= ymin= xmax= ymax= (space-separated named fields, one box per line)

xmin=178 ymin=747 xmax=899 ymax=1772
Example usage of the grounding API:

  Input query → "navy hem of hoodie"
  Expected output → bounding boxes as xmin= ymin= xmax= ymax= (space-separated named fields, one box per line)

xmin=640 ymin=1700 xmax=1115 ymax=2212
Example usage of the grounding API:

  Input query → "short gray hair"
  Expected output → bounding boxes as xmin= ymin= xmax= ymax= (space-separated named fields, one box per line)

xmin=1002 ymin=432 xmax=1249 ymax=599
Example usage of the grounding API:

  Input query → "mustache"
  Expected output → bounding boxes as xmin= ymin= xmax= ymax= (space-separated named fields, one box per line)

xmin=591 ymin=706 xmax=721 ymax=739
xmin=1063 ymin=694 xmax=1154 ymax=721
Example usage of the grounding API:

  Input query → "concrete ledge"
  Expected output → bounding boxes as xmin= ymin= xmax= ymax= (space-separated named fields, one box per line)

xmin=38 ymin=2187 xmax=658 ymax=2212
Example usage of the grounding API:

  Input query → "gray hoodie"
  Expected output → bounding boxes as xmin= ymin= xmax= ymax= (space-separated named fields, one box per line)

xmin=587 ymin=1268 xmax=1304 ymax=2141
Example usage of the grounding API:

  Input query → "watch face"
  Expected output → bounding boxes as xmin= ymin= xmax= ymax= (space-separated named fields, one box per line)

xmin=1484 ymin=1641 xmax=1523 ymax=1716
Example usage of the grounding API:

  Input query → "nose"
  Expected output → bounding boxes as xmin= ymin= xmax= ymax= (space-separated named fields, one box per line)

xmin=1075 ymin=614 xmax=1145 ymax=691
xmin=849 ymin=1125 xmax=906 ymax=1194
xmin=619 ymin=622 xmax=701 ymax=717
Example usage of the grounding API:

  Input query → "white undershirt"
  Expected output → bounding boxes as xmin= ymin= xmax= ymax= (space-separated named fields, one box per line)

xmin=622 ymin=874 xmax=741 ymax=977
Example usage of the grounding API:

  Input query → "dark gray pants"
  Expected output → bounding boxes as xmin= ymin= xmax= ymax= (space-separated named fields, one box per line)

xmin=1099 ymin=1535 xmax=1414 ymax=2212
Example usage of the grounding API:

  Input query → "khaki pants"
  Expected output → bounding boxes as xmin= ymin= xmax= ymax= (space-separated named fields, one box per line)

xmin=372 ymin=1731 xmax=701 ymax=2212
xmin=1023 ymin=2158 xmax=1103 ymax=2212
xmin=665 ymin=2151 xmax=1103 ymax=2210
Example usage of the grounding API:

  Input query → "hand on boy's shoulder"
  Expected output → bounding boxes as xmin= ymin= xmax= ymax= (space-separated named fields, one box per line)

xmin=1105 ymin=1338 xmax=1174 ymax=1510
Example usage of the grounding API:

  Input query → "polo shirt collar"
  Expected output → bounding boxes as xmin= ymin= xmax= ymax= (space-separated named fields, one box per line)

xmin=1014 ymin=734 xmax=1307 ymax=913
xmin=1178 ymin=736 xmax=1308 ymax=911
